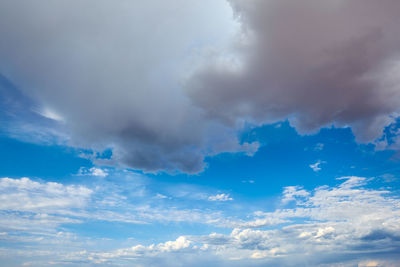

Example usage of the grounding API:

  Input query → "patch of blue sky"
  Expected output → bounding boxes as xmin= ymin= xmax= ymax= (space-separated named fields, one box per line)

xmin=150 ymin=121 xmax=400 ymax=202
xmin=0 ymin=136 xmax=91 ymax=181
xmin=62 ymin=220 xmax=229 ymax=246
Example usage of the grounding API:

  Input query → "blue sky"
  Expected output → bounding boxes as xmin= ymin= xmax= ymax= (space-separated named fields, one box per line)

xmin=1 ymin=1 xmax=400 ymax=266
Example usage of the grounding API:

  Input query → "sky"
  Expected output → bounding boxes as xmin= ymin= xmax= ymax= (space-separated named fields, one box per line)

xmin=0 ymin=0 xmax=400 ymax=266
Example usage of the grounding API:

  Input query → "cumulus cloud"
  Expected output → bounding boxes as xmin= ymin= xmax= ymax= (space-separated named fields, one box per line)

xmin=187 ymin=0 xmax=400 ymax=143
xmin=0 ymin=0 xmax=259 ymax=174
xmin=2 ymin=0 xmax=400 ymax=173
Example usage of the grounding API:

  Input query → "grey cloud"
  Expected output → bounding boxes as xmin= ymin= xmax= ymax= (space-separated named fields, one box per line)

xmin=2 ymin=0 xmax=400 ymax=173
xmin=362 ymin=230 xmax=400 ymax=242
xmin=0 ymin=0 xmax=254 ymax=173
xmin=187 ymin=0 xmax=400 ymax=143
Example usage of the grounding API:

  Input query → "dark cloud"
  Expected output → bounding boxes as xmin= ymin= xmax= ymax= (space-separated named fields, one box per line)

xmin=187 ymin=0 xmax=400 ymax=143
xmin=362 ymin=229 xmax=400 ymax=242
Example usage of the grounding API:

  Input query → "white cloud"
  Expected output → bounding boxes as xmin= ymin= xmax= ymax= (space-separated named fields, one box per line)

xmin=309 ymin=160 xmax=324 ymax=172
xmin=208 ymin=193 xmax=233 ymax=202
xmin=0 ymin=176 xmax=399 ymax=266
xmin=78 ymin=167 xmax=108 ymax=177
xmin=35 ymin=107 xmax=65 ymax=122
xmin=282 ymin=185 xmax=310 ymax=204
xmin=158 ymin=236 xmax=192 ymax=252
xmin=0 ymin=176 xmax=228 ymax=236
xmin=155 ymin=193 xmax=168 ymax=199
xmin=88 ymin=167 xmax=108 ymax=177
xmin=0 ymin=177 xmax=92 ymax=212
xmin=84 ymin=176 xmax=400 ymax=266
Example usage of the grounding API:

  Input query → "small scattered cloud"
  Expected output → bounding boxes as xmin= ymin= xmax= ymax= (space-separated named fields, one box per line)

xmin=314 ymin=143 xmax=324 ymax=151
xmin=155 ymin=193 xmax=169 ymax=199
xmin=208 ymin=193 xmax=233 ymax=202
xmin=35 ymin=107 xmax=65 ymax=122
xmin=380 ymin=173 xmax=397 ymax=183
xmin=310 ymin=160 xmax=325 ymax=172
xmin=78 ymin=167 xmax=108 ymax=177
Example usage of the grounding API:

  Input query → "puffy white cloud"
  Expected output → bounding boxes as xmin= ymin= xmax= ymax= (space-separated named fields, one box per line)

xmin=158 ymin=236 xmax=192 ymax=252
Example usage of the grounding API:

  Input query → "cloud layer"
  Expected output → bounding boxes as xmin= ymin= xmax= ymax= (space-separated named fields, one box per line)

xmin=2 ymin=176 xmax=396 ymax=266
xmin=83 ymin=177 xmax=400 ymax=266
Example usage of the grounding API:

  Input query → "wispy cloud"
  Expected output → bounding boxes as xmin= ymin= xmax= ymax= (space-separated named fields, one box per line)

xmin=1 ymin=176 xmax=398 ymax=266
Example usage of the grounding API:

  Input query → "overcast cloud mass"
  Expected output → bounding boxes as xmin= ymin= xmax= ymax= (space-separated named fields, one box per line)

xmin=1 ymin=0 xmax=400 ymax=173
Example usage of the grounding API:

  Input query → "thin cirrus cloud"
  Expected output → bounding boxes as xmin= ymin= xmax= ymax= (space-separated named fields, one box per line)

xmin=0 ymin=176 xmax=227 ymax=233
xmin=82 ymin=177 xmax=400 ymax=266
xmin=1 ymin=1 xmax=400 ymax=173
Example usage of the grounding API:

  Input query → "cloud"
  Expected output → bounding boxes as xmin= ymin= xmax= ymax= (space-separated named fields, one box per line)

xmin=1 ymin=176 xmax=399 ymax=266
xmin=2 ymin=0 xmax=400 ymax=173
xmin=0 ymin=177 xmax=92 ymax=212
xmin=0 ymin=177 xmax=92 ymax=236
xmin=78 ymin=167 xmax=108 ymax=177
xmin=314 ymin=143 xmax=324 ymax=151
xmin=78 ymin=176 xmax=400 ymax=266
xmin=187 ymin=0 xmax=400 ymax=144
xmin=309 ymin=160 xmax=324 ymax=172
xmin=0 ymin=0 xmax=263 ymax=174
xmin=208 ymin=193 xmax=233 ymax=202
xmin=0 ymin=176 xmax=228 ymax=234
